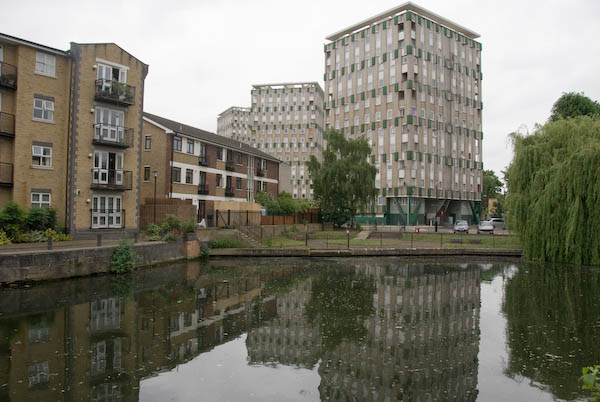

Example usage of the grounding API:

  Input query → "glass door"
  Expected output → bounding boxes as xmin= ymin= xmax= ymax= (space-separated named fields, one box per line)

xmin=95 ymin=107 xmax=124 ymax=143
xmin=92 ymin=195 xmax=122 ymax=228
xmin=93 ymin=152 xmax=109 ymax=184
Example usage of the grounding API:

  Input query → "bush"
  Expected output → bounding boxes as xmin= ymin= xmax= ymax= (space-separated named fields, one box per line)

xmin=581 ymin=365 xmax=600 ymax=401
xmin=181 ymin=220 xmax=196 ymax=233
xmin=0 ymin=202 xmax=27 ymax=239
xmin=26 ymin=207 xmax=57 ymax=231
xmin=162 ymin=230 xmax=181 ymax=242
xmin=110 ymin=240 xmax=137 ymax=274
xmin=208 ymin=237 xmax=247 ymax=248
xmin=199 ymin=245 xmax=210 ymax=259
xmin=289 ymin=225 xmax=299 ymax=233
xmin=162 ymin=215 xmax=182 ymax=231
xmin=0 ymin=230 xmax=11 ymax=245
xmin=43 ymin=228 xmax=72 ymax=242
xmin=355 ymin=223 xmax=362 ymax=231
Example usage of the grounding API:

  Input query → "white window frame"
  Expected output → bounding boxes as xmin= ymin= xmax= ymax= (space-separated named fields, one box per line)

xmin=35 ymin=52 xmax=56 ymax=77
xmin=32 ymin=145 xmax=52 ymax=168
xmin=31 ymin=192 xmax=51 ymax=208
xmin=33 ymin=98 xmax=54 ymax=122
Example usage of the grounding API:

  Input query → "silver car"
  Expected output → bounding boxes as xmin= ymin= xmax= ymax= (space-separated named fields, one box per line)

xmin=477 ymin=220 xmax=494 ymax=234
xmin=453 ymin=220 xmax=469 ymax=234
xmin=489 ymin=217 xmax=505 ymax=229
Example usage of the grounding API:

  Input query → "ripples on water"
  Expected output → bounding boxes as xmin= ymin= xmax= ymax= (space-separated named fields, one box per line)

xmin=0 ymin=258 xmax=598 ymax=401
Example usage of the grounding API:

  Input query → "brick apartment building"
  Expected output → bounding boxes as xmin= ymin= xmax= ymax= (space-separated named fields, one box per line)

xmin=142 ymin=112 xmax=284 ymax=226
xmin=0 ymin=33 xmax=147 ymax=236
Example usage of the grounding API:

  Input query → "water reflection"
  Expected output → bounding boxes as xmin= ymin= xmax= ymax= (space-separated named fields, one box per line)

xmin=503 ymin=263 xmax=600 ymax=400
xmin=0 ymin=257 xmax=595 ymax=401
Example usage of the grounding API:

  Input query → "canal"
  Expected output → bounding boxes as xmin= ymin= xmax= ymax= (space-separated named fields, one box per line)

xmin=0 ymin=257 xmax=598 ymax=401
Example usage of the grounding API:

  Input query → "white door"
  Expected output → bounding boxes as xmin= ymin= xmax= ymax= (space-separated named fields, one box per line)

xmin=95 ymin=107 xmax=124 ymax=142
xmin=92 ymin=195 xmax=122 ymax=228
xmin=93 ymin=152 xmax=109 ymax=184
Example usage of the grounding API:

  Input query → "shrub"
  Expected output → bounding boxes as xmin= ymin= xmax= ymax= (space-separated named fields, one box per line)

xmin=162 ymin=215 xmax=182 ymax=231
xmin=26 ymin=207 xmax=57 ymax=231
xmin=289 ymin=225 xmax=299 ymax=233
xmin=110 ymin=240 xmax=137 ymax=274
xmin=181 ymin=220 xmax=196 ymax=233
xmin=0 ymin=202 xmax=27 ymax=239
xmin=162 ymin=230 xmax=181 ymax=242
xmin=355 ymin=223 xmax=362 ymax=231
xmin=199 ymin=245 xmax=210 ymax=259
xmin=43 ymin=228 xmax=72 ymax=242
xmin=581 ymin=365 xmax=600 ymax=401
xmin=0 ymin=230 xmax=11 ymax=245
xmin=208 ymin=237 xmax=247 ymax=248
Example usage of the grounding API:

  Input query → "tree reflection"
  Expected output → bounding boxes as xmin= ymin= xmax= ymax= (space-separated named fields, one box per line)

xmin=503 ymin=262 xmax=600 ymax=400
xmin=305 ymin=266 xmax=375 ymax=350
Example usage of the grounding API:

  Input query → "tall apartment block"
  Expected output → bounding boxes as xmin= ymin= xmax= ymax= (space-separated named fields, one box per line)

xmin=324 ymin=3 xmax=484 ymax=224
xmin=0 ymin=33 xmax=147 ymax=236
xmin=249 ymin=82 xmax=325 ymax=200
xmin=216 ymin=106 xmax=251 ymax=142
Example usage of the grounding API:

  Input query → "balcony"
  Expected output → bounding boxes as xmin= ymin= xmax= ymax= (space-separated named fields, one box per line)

xmin=94 ymin=79 xmax=135 ymax=106
xmin=255 ymin=168 xmax=264 ymax=177
xmin=0 ymin=163 xmax=13 ymax=187
xmin=197 ymin=184 xmax=209 ymax=195
xmin=0 ymin=62 xmax=17 ymax=89
xmin=225 ymin=160 xmax=235 ymax=171
xmin=91 ymin=169 xmax=132 ymax=191
xmin=90 ymin=209 xmax=125 ymax=229
xmin=0 ymin=112 xmax=15 ymax=137
xmin=198 ymin=156 xmax=209 ymax=166
xmin=92 ymin=124 xmax=133 ymax=148
xmin=225 ymin=187 xmax=234 ymax=197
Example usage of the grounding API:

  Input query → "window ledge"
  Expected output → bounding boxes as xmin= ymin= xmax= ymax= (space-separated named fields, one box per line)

xmin=32 ymin=118 xmax=55 ymax=124
xmin=31 ymin=165 xmax=53 ymax=170
xmin=34 ymin=72 xmax=57 ymax=79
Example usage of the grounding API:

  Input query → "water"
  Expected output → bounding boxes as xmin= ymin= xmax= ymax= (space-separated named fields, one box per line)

xmin=0 ymin=257 xmax=598 ymax=401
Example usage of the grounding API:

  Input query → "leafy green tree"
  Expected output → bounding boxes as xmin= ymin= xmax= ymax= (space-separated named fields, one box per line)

xmin=482 ymin=169 xmax=502 ymax=215
xmin=550 ymin=92 xmax=600 ymax=122
xmin=255 ymin=191 xmax=310 ymax=215
xmin=506 ymin=115 xmax=600 ymax=264
xmin=307 ymin=130 xmax=377 ymax=227
xmin=491 ymin=197 xmax=505 ymax=218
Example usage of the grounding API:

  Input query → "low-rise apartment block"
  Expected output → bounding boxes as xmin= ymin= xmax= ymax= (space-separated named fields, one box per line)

xmin=216 ymin=106 xmax=251 ymax=142
xmin=324 ymin=2 xmax=484 ymax=224
xmin=0 ymin=33 xmax=147 ymax=236
xmin=249 ymin=82 xmax=325 ymax=199
xmin=142 ymin=112 xmax=283 ymax=226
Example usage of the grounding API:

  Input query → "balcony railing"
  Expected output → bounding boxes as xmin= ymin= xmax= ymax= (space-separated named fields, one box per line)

xmin=94 ymin=79 xmax=136 ymax=106
xmin=0 ymin=62 xmax=17 ymax=89
xmin=225 ymin=161 xmax=235 ymax=171
xmin=198 ymin=156 xmax=209 ymax=166
xmin=91 ymin=169 xmax=132 ymax=190
xmin=255 ymin=168 xmax=264 ymax=177
xmin=92 ymin=124 xmax=133 ymax=148
xmin=225 ymin=187 xmax=234 ymax=197
xmin=198 ymin=184 xmax=209 ymax=195
xmin=90 ymin=209 xmax=125 ymax=229
xmin=0 ymin=112 xmax=15 ymax=137
xmin=0 ymin=163 xmax=13 ymax=186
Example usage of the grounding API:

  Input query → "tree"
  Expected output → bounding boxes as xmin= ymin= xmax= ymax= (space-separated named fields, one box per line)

xmin=482 ymin=169 xmax=502 ymax=212
xmin=307 ymin=130 xmax=377 ymax=227
xmin=491 ymin=197 xmax=505 ymax=218
xmin=549 ymin=92 xmax=600 ymax=122
xmin=255 ymin=191 xmax=310 ymax=215
xmin=506 ymin=115 xmax=600 ymax=265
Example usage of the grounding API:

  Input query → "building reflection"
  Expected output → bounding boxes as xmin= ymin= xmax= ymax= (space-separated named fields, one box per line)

xmin=0 ymin=259 xmax=481 ymax=401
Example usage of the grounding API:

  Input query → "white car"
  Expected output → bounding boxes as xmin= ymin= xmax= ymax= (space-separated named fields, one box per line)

xmin=477 ymin=220 xmax=494 ymax=234
xmin=453 ymin=220 xmax=469 ymax=234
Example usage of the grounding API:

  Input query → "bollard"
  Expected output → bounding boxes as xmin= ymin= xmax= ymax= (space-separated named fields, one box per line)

xmin=440 ymin=233 xmax=443 ymax=249
xmin=97 ymin=234 xmax=102 ymax=247
xmin=346 ymin=229 xmax=350 ymax=249
xmin=305 ymin=232 xmax=308 ymax=248
xmin=47 ymin=235 xmax=53 ymax=250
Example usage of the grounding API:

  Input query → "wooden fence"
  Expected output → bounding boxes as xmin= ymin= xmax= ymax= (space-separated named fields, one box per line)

xmin=140 ymin=199 xmax=196 ymax=229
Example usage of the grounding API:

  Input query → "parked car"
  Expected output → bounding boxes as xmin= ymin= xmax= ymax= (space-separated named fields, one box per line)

xmin=477 ymin=220 xmax=494 ymax=234
xmin=453 ymin=220 xmax=469 ymax=234
xmin=489 ymin=217 xmax=505 ymax=229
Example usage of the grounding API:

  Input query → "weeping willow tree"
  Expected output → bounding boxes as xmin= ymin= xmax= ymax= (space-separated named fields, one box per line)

xmin=507 ymin=116 xmax=600 ymax=265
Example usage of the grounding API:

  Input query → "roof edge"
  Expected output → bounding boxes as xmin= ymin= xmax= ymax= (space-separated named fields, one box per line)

xmin=0 ymin=32 xmax=69 ymax=56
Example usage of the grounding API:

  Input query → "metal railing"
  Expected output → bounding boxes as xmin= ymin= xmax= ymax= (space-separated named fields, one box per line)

xmin=91 ymin=169 xmax=132 ymax=190
xmin=255 ymin=168 xmax=264 ymax=177
xmin=90 ymin=209 xmax=125 ymax=229
xmin=0 ymin=163 xmax=13 ymax=186
xmin=0 ymin=112 xmax=15 ymax=137
xmin=225 ymin=161 xmax=235 ymax=171
xmin=198 ymin=184 xmax=209 ymax=195
xmin=94 ymin=79 xmax=136 ymax=105
xmin=0 ymin=62 xmax=17 ymax=89
xmin=198 ymin=155 xmax=209 ymax=166
xmin=225 ymin=187 xmax=234 ymax=197
xmin=92 ymin=124 xmax=133 ymax=147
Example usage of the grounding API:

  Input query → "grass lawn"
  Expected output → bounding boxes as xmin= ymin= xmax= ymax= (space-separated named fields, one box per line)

xmin=264 ymin=236 xmax=305 ymax=248
xmin=312 ymin=230 xmax=360 ymax=240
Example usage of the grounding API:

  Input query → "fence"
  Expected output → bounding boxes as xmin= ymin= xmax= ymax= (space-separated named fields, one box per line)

xmin=215 ymin=210 xmax=262 ymax=227
xmin=140 ymin=198 xmax=196 ymax=229
xmin=260 ymin=211 xmax=321 ymax=225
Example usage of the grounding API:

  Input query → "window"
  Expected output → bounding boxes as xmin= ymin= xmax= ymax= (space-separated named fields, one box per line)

xmin=173 ymin=136 xmax=182 ymax=152
xmin=216 ymin=147 xmax=223 ymax=161
xmin=184 ymin=169 xmax=192 ymax=184
xmin=236 ymin=152 xmax=242 ymax=165
xmin=172 ymin=167 xmax=181 ymax=183
xmin=31 ymin=191 xmax=51 ymax=208
xmin=144 ymin=166 xmax=150 ymax=181
xmin=236 ymin=177 xmax=242 ymax=190
xmin=262 ymin=182 xmax=267 ymax=192
xmin=187 ymin=139 xmax=194 ymax=154
xmin=33 ymin=97 xmax=54 ymax=122
xmin=216 ymin=174 xmax=223 ymax=188
xmin=32 ymin=144 xmax=52 ymax=167
xmin=35 ymin=52 xmax=55 ymax=77
xmin=144 ymin=135 xmax=151 ymax=150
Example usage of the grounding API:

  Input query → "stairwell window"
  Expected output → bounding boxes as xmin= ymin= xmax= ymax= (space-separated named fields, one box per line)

xmin=32 ymin=143 xmax=52 ymax=168
xmin=173 ymin=136 xmax=182 ymax=152
xmin=35 ymin=52 xmax=55 ymax=77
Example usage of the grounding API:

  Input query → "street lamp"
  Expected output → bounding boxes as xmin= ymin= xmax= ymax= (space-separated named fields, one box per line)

xmin=153 ymin=170 xmax=159 ymax=224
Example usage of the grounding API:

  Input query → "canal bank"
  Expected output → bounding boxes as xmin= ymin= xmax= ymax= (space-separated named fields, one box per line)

xmin=0 ymin=236 xmax=522 ymax=284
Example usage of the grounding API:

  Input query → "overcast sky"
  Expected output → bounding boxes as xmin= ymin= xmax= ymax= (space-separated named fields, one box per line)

xmin=2 ymin=0 xmax=599 ymax=179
